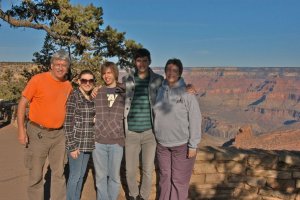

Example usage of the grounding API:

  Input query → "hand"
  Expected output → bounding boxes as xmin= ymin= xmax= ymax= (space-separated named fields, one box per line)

xmin=187 ymin=148 xmax=197 ymax=158
xmin=91 ymin=86 xmax=101 ymax=99
xmin=186 ymin=84 xmax=197 ymax=95
xmin=18 ymin=129 xmax=28 ymax=145
xmin=70 ymin=149 xmax=80 ymax=159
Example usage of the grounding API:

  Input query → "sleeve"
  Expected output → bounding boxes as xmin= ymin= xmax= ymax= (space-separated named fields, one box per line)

xmin=64 ymin=91 xmax=78 ymax=151
xmin=186 ymin=93 xmax=202 ymax=149
xmin=22 ymin=75 xmax=38 ymax=101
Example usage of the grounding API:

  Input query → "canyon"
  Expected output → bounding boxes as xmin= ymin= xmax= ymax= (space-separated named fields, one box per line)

xmin=1 ymin=62 xmax=300 ymax=149
xmin=151 ymin=67 xmax=300 ymax=150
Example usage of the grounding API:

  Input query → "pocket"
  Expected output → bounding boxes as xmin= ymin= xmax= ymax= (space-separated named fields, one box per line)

xmin=26 ymin=122 xmax=42 ymax=141
xmin=24 ymin=148 xmax=33 ymax=169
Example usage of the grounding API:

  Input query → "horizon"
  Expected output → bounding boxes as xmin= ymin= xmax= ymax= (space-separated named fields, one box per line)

xmin=1 ymin=61 xmax=299 ymax=69
xmin=1 ymin=0 xmax=300 ymax=67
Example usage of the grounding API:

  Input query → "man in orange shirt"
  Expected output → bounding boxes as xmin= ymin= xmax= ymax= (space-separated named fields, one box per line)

xmin=17 ymin=50 xmax=73 ymax=200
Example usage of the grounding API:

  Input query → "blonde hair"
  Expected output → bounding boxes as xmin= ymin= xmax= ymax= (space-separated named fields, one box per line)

xmin=100 ymin=61 xmax=119 ymax=81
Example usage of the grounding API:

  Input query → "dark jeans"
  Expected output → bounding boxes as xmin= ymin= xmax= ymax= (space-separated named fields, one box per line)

xmin=156 ymin=143 xmax=196 ymax=200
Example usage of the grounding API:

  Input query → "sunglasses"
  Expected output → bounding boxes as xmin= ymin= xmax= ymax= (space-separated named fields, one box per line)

xmin=80 ymin=79 xmax=95 ymax=84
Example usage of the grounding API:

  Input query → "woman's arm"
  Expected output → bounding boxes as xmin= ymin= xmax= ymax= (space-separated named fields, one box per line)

xmin=64 ymin=91 xmax=78 ymax=152
xmin=187 ymin=94 xmax=202 ymax=156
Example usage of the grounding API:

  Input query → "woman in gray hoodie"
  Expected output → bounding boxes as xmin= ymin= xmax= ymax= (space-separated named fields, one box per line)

xmin=153 ymin=58 xmax=202 ymax=200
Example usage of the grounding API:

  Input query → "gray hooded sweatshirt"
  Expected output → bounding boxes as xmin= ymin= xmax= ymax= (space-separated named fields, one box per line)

xmin=153 ymin=78 xmax=202 ymax=149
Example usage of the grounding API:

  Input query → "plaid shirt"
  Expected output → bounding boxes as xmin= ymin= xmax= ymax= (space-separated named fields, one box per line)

xmin=64 ymin=88 xmax=95 ymax=152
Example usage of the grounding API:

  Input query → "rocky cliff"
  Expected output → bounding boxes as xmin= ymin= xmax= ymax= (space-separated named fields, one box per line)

xmin=177 ymin=67 xmax=300 ymax=140
xmin=234 ymin=125 xmax=300 ymax=151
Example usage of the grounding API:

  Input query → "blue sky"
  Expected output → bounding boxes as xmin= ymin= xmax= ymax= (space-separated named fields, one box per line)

xmin=0 ymin=0 xmax=300 ymax=67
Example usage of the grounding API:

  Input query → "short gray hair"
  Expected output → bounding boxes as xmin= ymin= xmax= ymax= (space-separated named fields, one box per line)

xmin=50 ymin=49 xmax=71 ymax=65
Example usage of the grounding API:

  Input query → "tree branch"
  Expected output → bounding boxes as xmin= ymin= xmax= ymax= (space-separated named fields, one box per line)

xmin=0 ymin=9 xmax=92 ymax=50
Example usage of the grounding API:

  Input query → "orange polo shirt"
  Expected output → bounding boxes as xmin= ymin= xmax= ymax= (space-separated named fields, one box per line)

xmin=22 ymin=72 xmax=72 ymax=128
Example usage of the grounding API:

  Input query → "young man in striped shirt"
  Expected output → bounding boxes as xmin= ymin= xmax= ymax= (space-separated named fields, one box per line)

xmin=123 ymin=48 xmax=163 ymax=200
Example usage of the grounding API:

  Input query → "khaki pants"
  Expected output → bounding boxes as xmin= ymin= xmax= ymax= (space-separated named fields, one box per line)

xmin=25 ymin=122 xmax=66 ymax=200
xmin=125 ymin=129 xmax=157 ymax=199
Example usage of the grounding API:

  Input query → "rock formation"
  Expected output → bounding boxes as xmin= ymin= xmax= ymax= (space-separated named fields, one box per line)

xmin=179 ymin=67 xmax=300 ymax=140
xmin=234 ymin=125 xmax=300 ymax=151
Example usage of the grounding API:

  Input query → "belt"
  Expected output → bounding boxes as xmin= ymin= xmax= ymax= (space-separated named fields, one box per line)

xmin=29 ymin=121 xmax=63 ymax=131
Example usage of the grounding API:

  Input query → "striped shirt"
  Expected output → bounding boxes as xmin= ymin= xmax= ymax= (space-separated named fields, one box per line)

xmin=64 ymin=88 xmax=95 ymax=152
xmin=128 ymin=74 xmax=152 ymax=132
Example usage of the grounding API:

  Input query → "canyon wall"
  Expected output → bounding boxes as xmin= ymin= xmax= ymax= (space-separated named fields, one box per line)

xmin=235 ymin=125 xmax=300 ymax=151
xmin=179 ymin=67 xmax=300 ymax=139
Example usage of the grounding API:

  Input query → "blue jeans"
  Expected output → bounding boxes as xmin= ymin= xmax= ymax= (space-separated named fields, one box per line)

xmin=66 ymin=152 xmax=91 ymax=200
xmin=93 ymin=143 xmax=124 ymax=200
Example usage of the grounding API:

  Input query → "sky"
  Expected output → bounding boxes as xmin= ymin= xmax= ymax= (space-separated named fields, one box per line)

xmin=0 ymin=0 xmax=300 ymax=67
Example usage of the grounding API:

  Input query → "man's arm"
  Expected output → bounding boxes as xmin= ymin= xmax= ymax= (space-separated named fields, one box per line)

xmin=17 ymin=96 xmax=29 ymax=145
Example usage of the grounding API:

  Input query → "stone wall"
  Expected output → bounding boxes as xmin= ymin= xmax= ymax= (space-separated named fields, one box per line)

xmin=116 ymin=146 xmax=300 ymax=200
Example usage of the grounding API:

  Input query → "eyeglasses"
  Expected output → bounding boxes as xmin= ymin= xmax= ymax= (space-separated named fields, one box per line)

xmin=80 ymin=79 xmax=95 ymax=84
xmin=53 ymin=64 xmax=69 ymax=69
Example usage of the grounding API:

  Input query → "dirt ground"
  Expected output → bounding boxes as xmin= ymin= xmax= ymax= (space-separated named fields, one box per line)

xmin=0 ymin=124 xmax=98 ymax=200
xmin=0 ymin=122 xmax=227 ymax=200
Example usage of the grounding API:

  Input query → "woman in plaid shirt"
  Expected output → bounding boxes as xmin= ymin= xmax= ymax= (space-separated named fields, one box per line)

xmin=64 ymin=70 xmax=96 ymax=200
